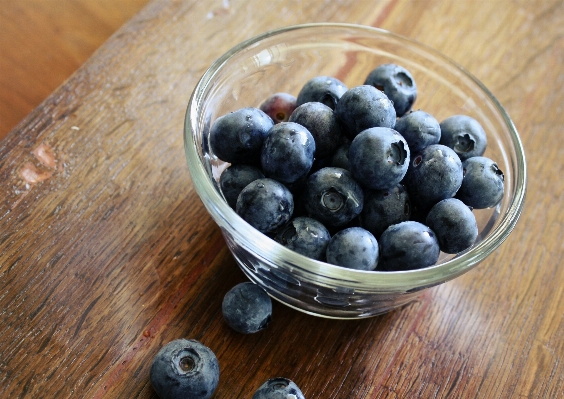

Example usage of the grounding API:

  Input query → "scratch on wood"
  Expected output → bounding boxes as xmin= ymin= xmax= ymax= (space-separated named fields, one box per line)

xmin=74 ymin=294 xmax=103 ymax=337
xmin=18 ymin=162 xmax=52 ymax=184
xmin=32 ymin=143 xmax=57 ymax=169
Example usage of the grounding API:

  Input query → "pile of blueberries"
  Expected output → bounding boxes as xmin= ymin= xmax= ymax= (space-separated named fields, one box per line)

xmin=214 ymin=64 xmax=505 ymax=271
xmin=149 ymin=64 xmax=505 ymax=398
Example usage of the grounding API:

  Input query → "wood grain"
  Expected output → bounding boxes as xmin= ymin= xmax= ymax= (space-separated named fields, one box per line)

xmin=0 ymin=0 xmax=149 ymax=140
xmin=1 ymin=0 xmax=563 ymax=398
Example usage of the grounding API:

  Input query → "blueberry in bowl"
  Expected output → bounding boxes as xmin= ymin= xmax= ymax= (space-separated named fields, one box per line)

xmin=185 ymin=23 xmax=526 ymax=319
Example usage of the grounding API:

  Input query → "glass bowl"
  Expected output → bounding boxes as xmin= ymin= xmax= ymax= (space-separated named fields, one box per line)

xmin=184 ymin=23 xmax=526 ymax=319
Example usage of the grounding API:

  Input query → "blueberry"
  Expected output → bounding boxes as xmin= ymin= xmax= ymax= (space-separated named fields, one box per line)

xmin=324 ymin=214 xmax=362 ymax=237
xmin=222 ymin=282 xmax=272 ymax=334
xmin=252 ymin=377 xmax=305 ymax=399
xmin=220 ymin=164 xmax=265 ymax=208
xmin=378 ymin=221 xmax=440 ymax=271
xmin=326 ymin=227 xmax=379 ymax=271
xmin=456 ymin=156 xmax=505 ymax=208
xmin=394 ymin=110 xmax=441 ymax=152
xmin=439 ymin=115 xmax=487 ymax=161
xmin=275 ymin=216 xmax=331 ymax=260
xmin=288 ymin=102 xmax=343 ymax=159
xmin=426 ymin=198 xmax=478 ymax=254
xmin=210 ymin=107 xmax=274 ymax=164
xmin=309 ymin=156 xmax=334 ymax=176
xmin=348 ymin=127 xmax=410 ymax=190
xmin=331 ymin=140 xmax=351 ymax=171
xmin=303 ymin=167 xmax=364 ymax=228
xmin=296 ymin=75 xmax=348 ymax=110
xmin=364 ymin=63 xmax=418 ymax=117
xmin=335 ymin=85 xmax=396 ymax=139
xmin=261 ymin=122 xmax=316 ymax=185
xmin=150 ymin=339 xmax=219 ymax=399
xmin=236 ymin=178 xmax=294 ymax=233
xmin=259 ymin=92 xmax=297 ymax=124
xmin=403 ymin=144 xmax=463 ymax=212
xmin=359 ymin=184 xmax=411 ymax=238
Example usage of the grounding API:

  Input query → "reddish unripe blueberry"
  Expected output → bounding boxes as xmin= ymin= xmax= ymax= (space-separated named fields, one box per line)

xmin=259 ymin=92 xmax=297 ymax=124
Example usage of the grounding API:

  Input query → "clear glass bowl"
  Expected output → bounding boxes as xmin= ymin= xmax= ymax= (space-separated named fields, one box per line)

xmin=184 ymin=23 xmax=526 ymax=319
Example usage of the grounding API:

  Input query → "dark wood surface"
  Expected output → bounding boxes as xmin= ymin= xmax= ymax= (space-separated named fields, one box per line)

xmin=0 ymin=0 xmax=149 ymax=139
xmin=1 ymin=0 xmax=563 ymax=397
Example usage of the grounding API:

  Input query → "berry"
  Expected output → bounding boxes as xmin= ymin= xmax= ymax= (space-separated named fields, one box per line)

xmin=303 ymin=167 xmax=364 ymax=228
xmin=261 ymin=122 xmax=315 ymax=185
xmin=335 ymin=85 xmax=396 ymax=139
xmin=236 ymin=178 xmax=294 ymax=233
xmin=439 ymin=115 xmax=487 ymax=161
xmin=150 ymin=339 xmax=219 ymax=399
xmin=288 ymin=102 xmax=343 ymax=159
xmin=348 ymin=127 xmax=410 ymax=190
xmin=209 ymin=107 xmax=273 ymax=165
xmin=426 ymin=198 xmax=478 ymax=254
xmin=296 ymin=76 xmax=347 ymax=110
xmin=359 ymin=184 xmax=411 ymax=238
xmin=259 ymin=92 xmax=297 ymax=124
xmin=378 ymin=221 xmax=440 ymax=271
xmin=326 ymin=227 xmax=379 ymax=270
xmin=220 ymin=164 xmax=264 ymax=209
xmin=252 ymin=377 xmax=305 ymax=399
xmin=364 ymin=63 xmax=417 ymax=117
xmin=394 ymin=110 xmax=441 ymax=152
xmin=456 ymin=156 xmax=505 ymax=208
xmin=403 ymin=144 xmax=463 ymax=212
xmin=275 ymin=217 xmax=331 ymax=260
xmin=222 ymin=282 xmax=272 ymax=334
xmin=331 ymin=140 xmax=351 ymax=171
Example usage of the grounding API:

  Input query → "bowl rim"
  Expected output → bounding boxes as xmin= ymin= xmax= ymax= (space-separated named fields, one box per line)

xmin=184 ymin=22 xmax=527 ymax=290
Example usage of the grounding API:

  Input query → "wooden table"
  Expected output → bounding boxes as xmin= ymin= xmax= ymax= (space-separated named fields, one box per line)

xmin=1 ymin=1 xmax=563 ymax=397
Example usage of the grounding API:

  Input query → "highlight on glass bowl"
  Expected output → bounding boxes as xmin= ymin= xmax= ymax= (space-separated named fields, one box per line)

xmin=184 ymin=23 xmax=526 ymax=319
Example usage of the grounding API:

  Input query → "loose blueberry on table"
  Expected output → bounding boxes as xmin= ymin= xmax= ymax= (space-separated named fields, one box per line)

xmin=150 ymin=339 xmax=219 ymax=399
xmin=252 ymin=377 xmax=306 ymax=399
xmin=222 ymin=282 xmax=273 ymax=334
